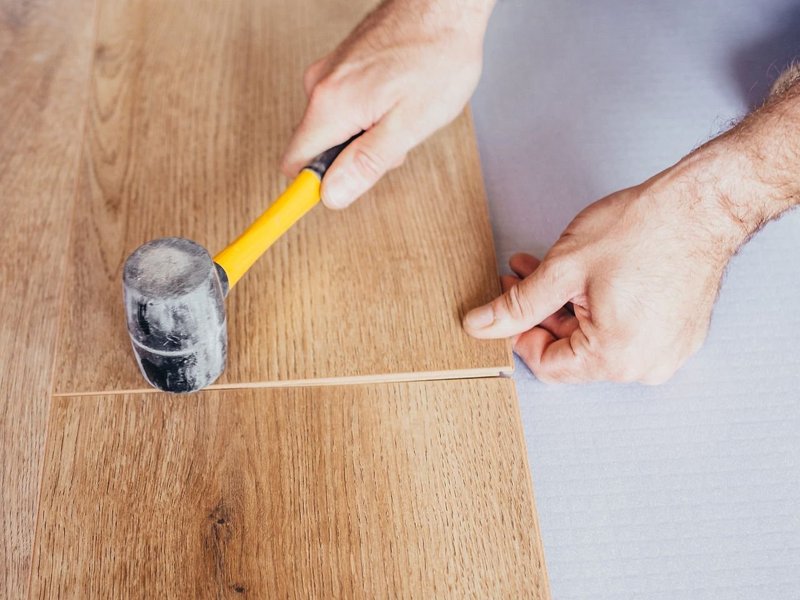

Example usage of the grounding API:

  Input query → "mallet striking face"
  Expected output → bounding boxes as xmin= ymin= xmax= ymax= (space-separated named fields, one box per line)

xmin=123 ymin=136 xmax=358 ymax=393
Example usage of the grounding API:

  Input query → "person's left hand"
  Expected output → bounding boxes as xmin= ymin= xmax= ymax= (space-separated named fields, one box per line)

xmin=463 ymin=148 xmax=761 ymax=384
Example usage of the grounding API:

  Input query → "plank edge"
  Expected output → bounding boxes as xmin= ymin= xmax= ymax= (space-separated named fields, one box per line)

xmin=52 ymin=366 xmax=516 ymax=397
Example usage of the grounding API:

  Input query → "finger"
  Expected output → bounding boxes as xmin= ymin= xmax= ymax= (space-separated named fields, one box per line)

xmin=503 ymin=272 xmax=576 ymax=339
xmin=509 ymin=252 xmax=577 ymax=337
xmin=280 ymin=84 xmax=363 ymax=178
xmin=500 ymin=274 xmax=520 ymax=292
xmin=538 ymin=307 xmax=580 ymax=339
xmin=500 ymin=274 xmax=522 ymax=345
xmin=514 ymin=328 xmax=592 ymax=383
xmin=320 ymin=118 xmax=411 ymax=209
xmin=509 ymin=253 xmax=541 ymax=279
xmin=463 ymin=257 xmax=582 ymax=339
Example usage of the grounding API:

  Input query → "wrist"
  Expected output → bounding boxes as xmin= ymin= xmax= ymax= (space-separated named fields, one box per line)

xmin=667 ymin=89 xmax=800 ymax=253
xmin=679 ymin=141 xmax=776 ymax=250
xmin=641 ymin=143 xmax=765 ymax=263
xmin=393 ymin=0 xmax=495 ymax=37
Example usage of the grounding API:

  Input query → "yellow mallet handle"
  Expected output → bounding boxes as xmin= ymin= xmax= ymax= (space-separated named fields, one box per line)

xmin=214 ymin=169 xmax=321 ymax=288
xmin=213 ymin=134 xmax=361 ymax=290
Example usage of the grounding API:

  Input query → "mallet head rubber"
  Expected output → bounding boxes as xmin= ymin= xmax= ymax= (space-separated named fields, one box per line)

xmin=123 ymin=237 xmax=228 ymax=393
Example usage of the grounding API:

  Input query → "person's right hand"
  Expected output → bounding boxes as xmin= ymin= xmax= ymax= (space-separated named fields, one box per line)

xmin=280 ymin=0 xmax=494 ymax=209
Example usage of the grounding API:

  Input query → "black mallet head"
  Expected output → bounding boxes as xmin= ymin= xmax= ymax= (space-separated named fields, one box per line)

xmin=122 ymin=237 xmax=229 ymax=393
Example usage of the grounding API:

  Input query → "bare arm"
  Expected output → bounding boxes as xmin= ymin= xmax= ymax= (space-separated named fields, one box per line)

xmin=464 ymin=67 xmax=800 ymax=384
xmin=714 ymin=66 xmax=800 ymax=237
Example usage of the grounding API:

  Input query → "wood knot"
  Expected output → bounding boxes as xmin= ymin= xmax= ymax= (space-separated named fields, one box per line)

xmin=208 ymin=502 xmax=233 ymax=536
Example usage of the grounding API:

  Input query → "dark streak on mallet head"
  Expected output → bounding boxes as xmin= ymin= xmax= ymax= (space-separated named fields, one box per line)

xmin=123 ymin=237 xmax=229 ymax=393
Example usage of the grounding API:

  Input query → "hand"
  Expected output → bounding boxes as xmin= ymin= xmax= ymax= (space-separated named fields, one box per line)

xmin=280 ymin=0 xmax=493 ymax=208
xmin=463 ymin=152 xmax=763 ymax=385
xmin=464 ymin=64 xmax=800 ymax=385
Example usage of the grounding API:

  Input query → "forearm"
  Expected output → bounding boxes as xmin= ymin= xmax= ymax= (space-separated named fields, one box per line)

xmin=375 ymin=0 xmax=496 ymax=38
xmin=691 ymin=67 xmax=800 ymax=248
xmin=731 ymin=70 xmax=800 ymax=218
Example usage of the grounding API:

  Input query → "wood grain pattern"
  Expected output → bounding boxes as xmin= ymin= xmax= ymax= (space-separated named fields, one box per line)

xmin=53 ymin=0 xmax=511 ymax=395
xmin=30 ymin=378 xmax=549 ymax=599
xmin=0 ymin=0 xmax=96 ymax=595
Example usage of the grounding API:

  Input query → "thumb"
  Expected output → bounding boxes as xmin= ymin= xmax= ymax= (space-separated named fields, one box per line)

xmin=463 ymin=258 xmax=581 ymax=339
xmin=320 ymin=119 xmax=409 ymax=209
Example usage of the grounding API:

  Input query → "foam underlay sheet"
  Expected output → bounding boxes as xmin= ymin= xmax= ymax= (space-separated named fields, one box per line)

xmin=472 ymin=1 xmax=800 ymax=598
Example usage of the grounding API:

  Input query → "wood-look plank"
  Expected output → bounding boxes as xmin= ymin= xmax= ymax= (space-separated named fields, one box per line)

xmin=30 ymin=378 xmax=549 ymax=598
xmin=53 ymin=0 xmax=510 ymax=395
xmin=0 ymin=0 xmax=96 ymax=595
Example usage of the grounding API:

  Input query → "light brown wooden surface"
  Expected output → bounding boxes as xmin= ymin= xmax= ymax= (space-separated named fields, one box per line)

xmin=3 ymin=0 xmax=549 ymax=595
xmin=0 ymin=0 xmax=96 ymax=595
xmin=53 ymin=0 xmax=510 ymax=395
xmin=30 ymin=379 xmax=549 ymax=599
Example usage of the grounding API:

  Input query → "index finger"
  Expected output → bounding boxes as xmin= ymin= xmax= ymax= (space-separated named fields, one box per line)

xmin=280 ymin=91 xmax=363 ymax=178
xmin=515 ymin=327 xmax=594 ymax=383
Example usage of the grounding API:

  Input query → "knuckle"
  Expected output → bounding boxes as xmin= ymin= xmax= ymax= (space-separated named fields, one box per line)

xmin=544 ymin=253 xmax=577 ymax=277
xmin=504 ymin=282 xmax=533 ymax=321
xmin=537 ymin=258 xmax=561 ymax=283
xmin=303 ymin=59 xmax=325 ymax=90
xmin=540 ymin=254 xmax=581 ymax=291
xmin=308 ymin=76 xmax=339 ymax=109
xmin=352 ymin=145 xmax=387 ymax=179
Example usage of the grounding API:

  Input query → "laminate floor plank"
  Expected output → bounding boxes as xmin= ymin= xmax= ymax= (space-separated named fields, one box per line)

xmin=31 ymin=378 xmax=549 ymax=598
xmin=0 ymin=0 xmax=96 ymax=596
xmin=53 ymin=0 xmax=510 ymax=396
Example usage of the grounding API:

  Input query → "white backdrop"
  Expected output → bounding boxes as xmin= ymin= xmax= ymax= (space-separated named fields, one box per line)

xmin=471 ymin=1 xmax=800 ymax=598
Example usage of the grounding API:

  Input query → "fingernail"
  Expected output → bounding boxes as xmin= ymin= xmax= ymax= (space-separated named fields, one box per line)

xmin=464 ymin=304 xmax=495 ymax=329
xmin=322 ymin=170 xmax=357 ymax=209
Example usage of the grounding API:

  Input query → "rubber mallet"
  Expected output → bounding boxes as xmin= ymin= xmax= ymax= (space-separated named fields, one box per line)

xmin=123 ymin=135 xmax=357 ymax=393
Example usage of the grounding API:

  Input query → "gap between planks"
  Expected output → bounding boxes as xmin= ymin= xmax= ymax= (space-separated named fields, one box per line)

xmin=51 ymin=365 xmax=515 ymax=397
